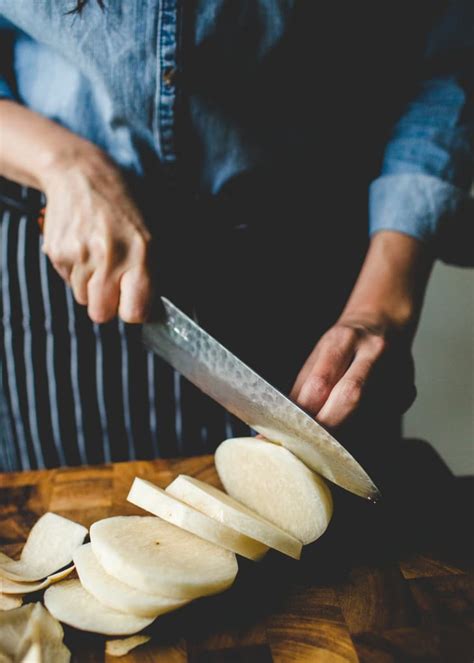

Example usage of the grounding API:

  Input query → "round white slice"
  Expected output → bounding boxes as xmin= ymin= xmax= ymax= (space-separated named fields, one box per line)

xmin=74 ymin=544 xmax=188 ymax=618
xmin=166 ymin=475 xmax=302 ymax=559
xmin=127 ymin=478 xmax=267 ymax=561
xmin=44 ymin=580 xmax=153 ymax=636
xmin=90 ymin=516 xmax=238 ymax=600
xmin=0 ymin=513 xmax=87 ymax=582
xmin=215 ymin=438 xmax=333 ymax=545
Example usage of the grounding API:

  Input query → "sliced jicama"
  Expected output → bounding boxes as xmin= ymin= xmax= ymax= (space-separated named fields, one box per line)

xmin=0 ymin=594 xmax=23 ymax=611
xmin=0 ymin=604 xmax=35 ymax=658
xmin=215 ymin=437 xmax=333 ymax=544
xmin=0 ymin=603 xmax=68 ymax=662
xmin=74 ymin=544 xmax=188 ymax=618
xmin=105 ymin=635 xmax=151 ymax=657
xmin=15 ymin=602 xmax=70 ymax=663
xmin=90 ymin=516 xmax=238 ymax=600
xmin=0 ymin=566 xmax=74 ymax=595
xmin=0 ymin=513 xmax=87 ymax=582
xmin=166 ymin=475 xmax=302 ymax=559
xmin=19 ymin=641 xmax=41 ymax=662
xmin=44 ymin=580 xmax=154 ymax=636
xmin=128 ymin=478 xmax=267 ymax=561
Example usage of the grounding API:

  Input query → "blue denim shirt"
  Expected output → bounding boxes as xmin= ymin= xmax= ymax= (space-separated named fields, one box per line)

xmin=0 ymin=1 xmax=472 ymax=261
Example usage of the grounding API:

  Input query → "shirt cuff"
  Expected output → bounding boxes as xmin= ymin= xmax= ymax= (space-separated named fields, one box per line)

xmin=369 ymin=173 xmax=469 ymax=242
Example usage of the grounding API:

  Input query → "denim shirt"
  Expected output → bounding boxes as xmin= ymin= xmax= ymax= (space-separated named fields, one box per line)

xmin=0 ymin=1 xmax=472 ymax=261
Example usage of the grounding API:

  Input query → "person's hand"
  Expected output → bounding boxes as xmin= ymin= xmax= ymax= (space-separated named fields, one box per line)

xmin=290 ymin=231 xmax=432 ymax=428
xmin=291 ymin=316 xmax=398 ymax=427
xmin=0 ymin=101 xmax=153 ymax=323
xmin=41 ymin=149 xmax=152 ymax=323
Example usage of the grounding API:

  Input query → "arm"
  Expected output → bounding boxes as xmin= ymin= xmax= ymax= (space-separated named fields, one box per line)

xmin=291 ymin=231 xmax=431 ymax=427
xmin=0 ymin=99 xmax=152 ymax=323
xmin=370 ymin=0 xmax=474 ymax=261
xmin=291 ymin=2 xmax=472 ymax=426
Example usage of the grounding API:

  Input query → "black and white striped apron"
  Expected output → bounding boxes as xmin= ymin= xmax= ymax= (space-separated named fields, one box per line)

xmin=0 ymin=173 xmax=408 ymax=474
xmin=0 ymin=181 xmax=249 ymax=472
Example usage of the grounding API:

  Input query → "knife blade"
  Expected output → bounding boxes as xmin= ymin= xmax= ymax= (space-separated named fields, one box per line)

xmin=143 ymin=298 xmax=380 ymax=501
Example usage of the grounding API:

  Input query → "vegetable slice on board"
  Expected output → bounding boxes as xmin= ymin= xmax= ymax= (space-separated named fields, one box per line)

xmin=166 ymin=474 xmax=302 ymax=559
xmin=0 ymin=513 xmax=87 ymax=582
xmin=44 ymin=580 xmax=154 ymax=636
xmin=215 ymin=437 xmax=333 ymax=544
xmin=15 ymin=602 xmax=70 ymax=663
xmin=0 ymin=566 xmax=74 ymax=595
xmin=0 ymin=604 xmax=35 ymax=658
xmin=74 ymin=544 xmax=188 ymax=619
xmin=105 ymin=635 xmax=151 ymax=657
xmin=0 ymin=594 xmax=23 ymax=611
xmin=128 ymin=478 xmax=267 ymax=561
xmin=90 ymin=516 xmax=238 ymax=600
xmin=0 ymin=602 xmax=69 ymax=662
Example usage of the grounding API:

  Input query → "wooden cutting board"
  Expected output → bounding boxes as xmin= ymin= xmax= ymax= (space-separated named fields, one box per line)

xmin=0 ymin=442 xmax=473 ymax=662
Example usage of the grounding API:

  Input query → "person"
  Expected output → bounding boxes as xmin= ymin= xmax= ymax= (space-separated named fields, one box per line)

xmin=0 ymin=1 xmax=472 ymax=474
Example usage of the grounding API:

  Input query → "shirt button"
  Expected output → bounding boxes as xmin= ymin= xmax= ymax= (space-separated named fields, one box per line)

xmin=163 ymin=67 xmax=176 ymax=86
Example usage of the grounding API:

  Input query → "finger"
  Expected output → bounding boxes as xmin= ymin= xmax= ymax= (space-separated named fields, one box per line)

xmin=87 ymin=268 xmax=120 ymax=324
xmin=51 ymin=260 xmax=73 ymax=285
xmin=316 ymin=339 xmax=385 ymax=427
xmin=42 ymin=236 xmax=86 ymax=267
xmin=292 ymin=331 xmax=356 ymax=416
xmin=70 ymin=263 xmax=94 ymax=306
xmin=118 ymin=265 xmax=152 ymax=323
xmin=289 ymin=344 xmax=319 ymax=401
xmin=290 ymin=326 xmax=358 ymax=402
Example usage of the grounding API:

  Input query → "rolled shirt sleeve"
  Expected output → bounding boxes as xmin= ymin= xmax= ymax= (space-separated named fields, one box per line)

xmin=370 ymin=172 xmax=469 ymax=243
xmin=369 ymin=1 xmax=474 ymax=260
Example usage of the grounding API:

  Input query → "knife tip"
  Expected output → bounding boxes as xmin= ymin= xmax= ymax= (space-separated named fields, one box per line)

xmin=367 ymin=486 xmax=382 ymax=504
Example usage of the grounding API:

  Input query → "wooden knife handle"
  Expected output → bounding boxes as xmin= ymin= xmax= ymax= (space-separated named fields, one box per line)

xmin=38 ymin=207 xmax=45 ymax=234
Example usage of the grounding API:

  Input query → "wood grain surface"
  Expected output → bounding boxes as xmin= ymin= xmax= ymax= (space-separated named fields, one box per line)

xmin=0 ymin=440 xmax=472 ymax=662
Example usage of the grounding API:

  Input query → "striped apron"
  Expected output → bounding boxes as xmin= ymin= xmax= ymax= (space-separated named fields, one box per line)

xmin=0 ymin=180 xmax=248 ymax=471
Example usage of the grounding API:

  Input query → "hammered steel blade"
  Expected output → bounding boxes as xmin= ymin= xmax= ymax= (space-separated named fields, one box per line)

xmin=143 ymin=298 xmax=380 ymax=501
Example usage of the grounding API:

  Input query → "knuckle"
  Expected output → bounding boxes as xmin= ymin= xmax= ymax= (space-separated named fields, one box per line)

xmin=47 ymin=241 xmax=81 ymax=265
xmin=307 ymin=373 xmax=332 ymax=395
xmin=370 ymin=334 xmax=387 ymax=355
xmin=131 ymin=234 xmax=150 ymax=262
xmin=340 ymin=378 xmax=363 ymax=406
xmin=90 ymin=235 xmax=108 ymax=261
xmin=298 ymin=373 xmax=332 ymax=411
xmin=326 ymin=324 xmax=356 ymax=346
xmin=45 ymin=245 xmax=60 ymax=263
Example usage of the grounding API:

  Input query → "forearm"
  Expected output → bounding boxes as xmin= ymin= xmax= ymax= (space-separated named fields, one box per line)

xmin=0 ymin=100 xmax=151 ymax=323
xmin=292 ymin=230 xmax=431 ymax=424
xmin=0 ymin=99 xmax=105 ymax=191
xmin=340 ymin=230 xmax=433 ymax=338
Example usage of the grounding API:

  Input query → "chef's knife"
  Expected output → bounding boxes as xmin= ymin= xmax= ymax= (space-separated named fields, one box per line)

xmin=143 ymin=298 xmax=380 ymax=501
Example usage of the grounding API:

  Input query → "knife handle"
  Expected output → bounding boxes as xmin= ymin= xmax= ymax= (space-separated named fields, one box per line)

xmin=37 ymin=207 xmax=45 ymax=234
